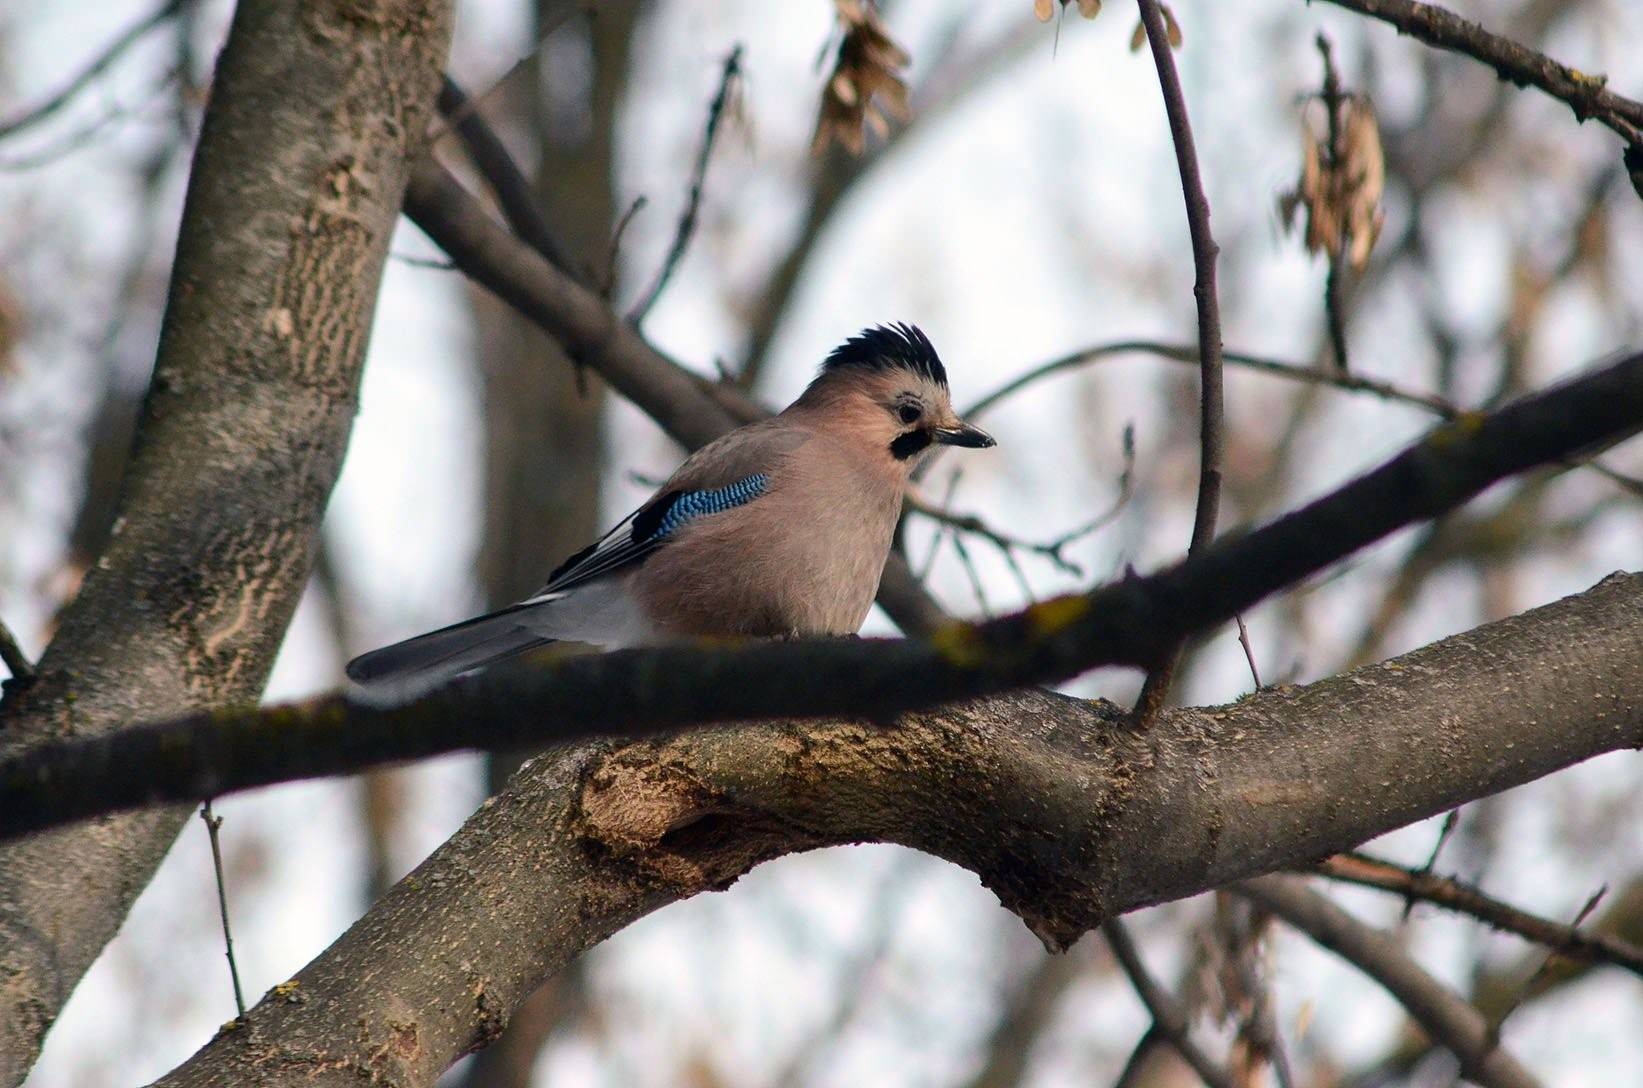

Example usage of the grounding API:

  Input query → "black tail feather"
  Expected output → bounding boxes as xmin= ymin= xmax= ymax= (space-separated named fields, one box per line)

xmin=346 ymin=608 xmax=552 ymax=690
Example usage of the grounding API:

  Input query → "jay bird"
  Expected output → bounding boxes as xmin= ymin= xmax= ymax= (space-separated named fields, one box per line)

xmin=346 ymin=323 xmax=994 ymax=692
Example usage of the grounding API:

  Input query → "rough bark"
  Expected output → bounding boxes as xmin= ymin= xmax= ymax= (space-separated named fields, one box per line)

xmin=0 ymin=0 xmax=453 ymax=1081
xmin=148 ymin=571 xmax=1643 ymax=1086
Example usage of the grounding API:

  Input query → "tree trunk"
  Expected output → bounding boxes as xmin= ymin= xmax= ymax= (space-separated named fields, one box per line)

xmin=0 ymin=1 xmax=453 ymax=1081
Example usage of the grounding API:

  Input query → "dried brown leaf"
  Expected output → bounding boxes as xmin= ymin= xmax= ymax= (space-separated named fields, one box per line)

xmin=1162 ymin=3 xmax=1184 ymax=48
xmin=1279 ymin=92 xmax=1386 ymax=272
xmin=1034 ymin=0 xmax=1054 ymax=21
xmin=813 ymin=1 xmax=912 ymax=156
xmin=1077 ymin=0 xmax=1103 ymax=17
xmin=1129 ymin=18 xmax=1146 ymax=52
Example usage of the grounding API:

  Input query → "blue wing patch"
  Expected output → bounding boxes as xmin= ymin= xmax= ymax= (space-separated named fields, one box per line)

xmin=528 ymin=473 xmax=770 ymax=600
xmin=646 ymin=474 xmax=770 ymax=540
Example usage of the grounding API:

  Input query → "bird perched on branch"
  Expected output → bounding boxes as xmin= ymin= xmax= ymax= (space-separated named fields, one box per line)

xmin=347 ymin=323 xmax=995 ymax=693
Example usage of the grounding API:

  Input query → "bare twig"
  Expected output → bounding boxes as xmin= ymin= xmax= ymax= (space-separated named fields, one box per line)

xmin=1131 ymin=0 xmax=1226 ymax=727
xmin=602 ymin=195 xmax=647 ymax=298
xmin=962 ymin=946 xmax=1090 ymax=1088
xmin=1316 ymin=33 xmax=1352 ymax=372
xmin=1111 ymin=1026 xmax=1168 ymax=1088
xmin=766 ymin=862 xmax=921 ymax=1087
xmin=962 ymin=338 xmax=1643 ymax=499
xmin=426 ymin=3 xmax=584 ymax=143
xmin=1316 ymin=854 xmax=1643 ymax=980
xmin=0 ymin=69 xmax=182 ymax=172
xmin=390 ymin=251 xmax=457 ymax=271
xmin=1103 ymin=919 xmax=1238 ymax=1088
xmin=0 ymin=0 xmax=187 ymax=142
xmin=1487 ymin=885 xmax=1608 ymax=1047
xmin=628 ymin=45 xmax=743 ymax=325
xmin=1320 ymin=0 xmax=1643 ymax=146
xmin=915 ymin=470 xmax=964 ymax=581
xmin=949 ymin=531 xmax=993 ymax=618
xmin=911 ymin=420 xmax=1133 ymax=582
xmin=199 ymin=802 xmax=246 ymax=1018
xmin=964 ymin=340 xmax=1452 ymax=420
xmin=0 ymin=616 xmax=35 ymax=689
xmin=1405 ymin=808 xmax=1460 ymax=919
xmin=1239 ymin=875 xmax=1543 ymax=1088
xmin=904 ymin=495 xmax=1084 ymax=578
xmin=1233 ymin=615 xmax=1262 ymax=690
xmin=437 ymin=76 xmax=578 ymax=278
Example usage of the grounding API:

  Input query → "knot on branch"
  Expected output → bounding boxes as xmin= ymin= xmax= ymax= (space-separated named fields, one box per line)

xmin=576 ymin=744 xmax=815 ymax=892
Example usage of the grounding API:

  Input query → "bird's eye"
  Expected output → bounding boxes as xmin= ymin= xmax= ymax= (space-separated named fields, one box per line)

xmin=897 ymin=403 xmax=922 ymax=425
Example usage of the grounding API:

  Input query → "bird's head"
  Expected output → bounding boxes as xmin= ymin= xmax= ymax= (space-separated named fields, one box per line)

xmin=798 ymin=323 xmax=995 ymax=473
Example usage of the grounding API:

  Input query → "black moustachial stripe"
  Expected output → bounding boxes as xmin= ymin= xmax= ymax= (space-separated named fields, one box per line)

xmin=822 ymin=323 xmax=947 ymax=388
xmin=890 ymin=428 xmax=933 ymax=460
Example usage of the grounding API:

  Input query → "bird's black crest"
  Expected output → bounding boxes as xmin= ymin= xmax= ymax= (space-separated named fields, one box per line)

xmin=821 ymin=323 xmax=948 ymax=388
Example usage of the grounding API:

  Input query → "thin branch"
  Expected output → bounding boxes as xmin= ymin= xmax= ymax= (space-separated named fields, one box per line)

xmin=962 ymin=338 xmax=1643 ymax=498
xmin=1131 ymin=0 xmax=1226 ymax=727
xmin=0 ymin=69 xmax=182 ymax=172
xmin=390 ymin=251 xmax=457 ymax=271
xmin=628 ymin=45 xmax=743 ymax=325
xmin=965 ymin=340 xmax=1452 ymax=420
xmin=0 ymin=616 xmax=35 ymax=689
xmin=1486 ymin=886 xmax=1607 ymax=1046
xmin=1111 ymin=1027 xmax=1168 ymax=1088
xmin=1316 ymin=854 xmax=1643 ymax=979
xmin=199 ymin=801 xmax=247 ymax=1018
xmin=437 ymin=76 xmax=578 ymax=277
xmin=4 ymin=350 xmax=1639 ymax=836
xmin=1233 ymin=615 xmax=1262 ymax=690
xmin=1320 ymin=0 xmax=1643 ymax=146
xmin=904 ymin=495 xmax=1084 ymax=578
xmin=1103 ymin=919 xmax=1238 ymax=1088
xmin=1406 ymin=808 xmax=1460 ymax=920
xmin=962 ymin=947 xmax=1089 ymax=1088
xmin=907 ymin=423 xmax=1135 ymax=582
xmin=0 ymin=0 xmax=187 ymax=143
xmin=425 ymin=2 xmax=583 ymax=143
xmin=602 ymin=195 xmax=647 ymax=298
xmin=1239 ymin=875 xmax=1543 ymax=1088
xmin=949 ymin=530 xmax=993 ymax=617
xmin=1316 ymin=33 xmax=1352 ymax=372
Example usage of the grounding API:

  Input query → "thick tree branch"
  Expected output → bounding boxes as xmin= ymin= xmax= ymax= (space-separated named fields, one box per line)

xmin=3 ymin=352 xmax=1642 ymax=837
xmin=147 ymin=570 xmax=1643 ymax=1086
xmin=401 ymin=155 xmax=950 ymax=635
xmin=1131 ymin=0 xmax=1226 ymax=725
xmin=1239 ymin=875 xmax=1543 ymax=1088
xmin=0 ymin=2 xmax=453 ymax=1081
xmin=1321 ymin=0 xmax=1643 ymax=145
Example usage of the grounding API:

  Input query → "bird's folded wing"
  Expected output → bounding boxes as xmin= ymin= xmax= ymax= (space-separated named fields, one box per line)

xmin=522 ymin=472 xmax=773 ymax=601
xmin=522 ymin=420 xmax=811 ymax=602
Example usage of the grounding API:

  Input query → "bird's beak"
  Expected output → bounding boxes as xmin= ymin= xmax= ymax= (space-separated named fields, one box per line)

xmin=932 ymin=422 xmax=996 ymax=449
